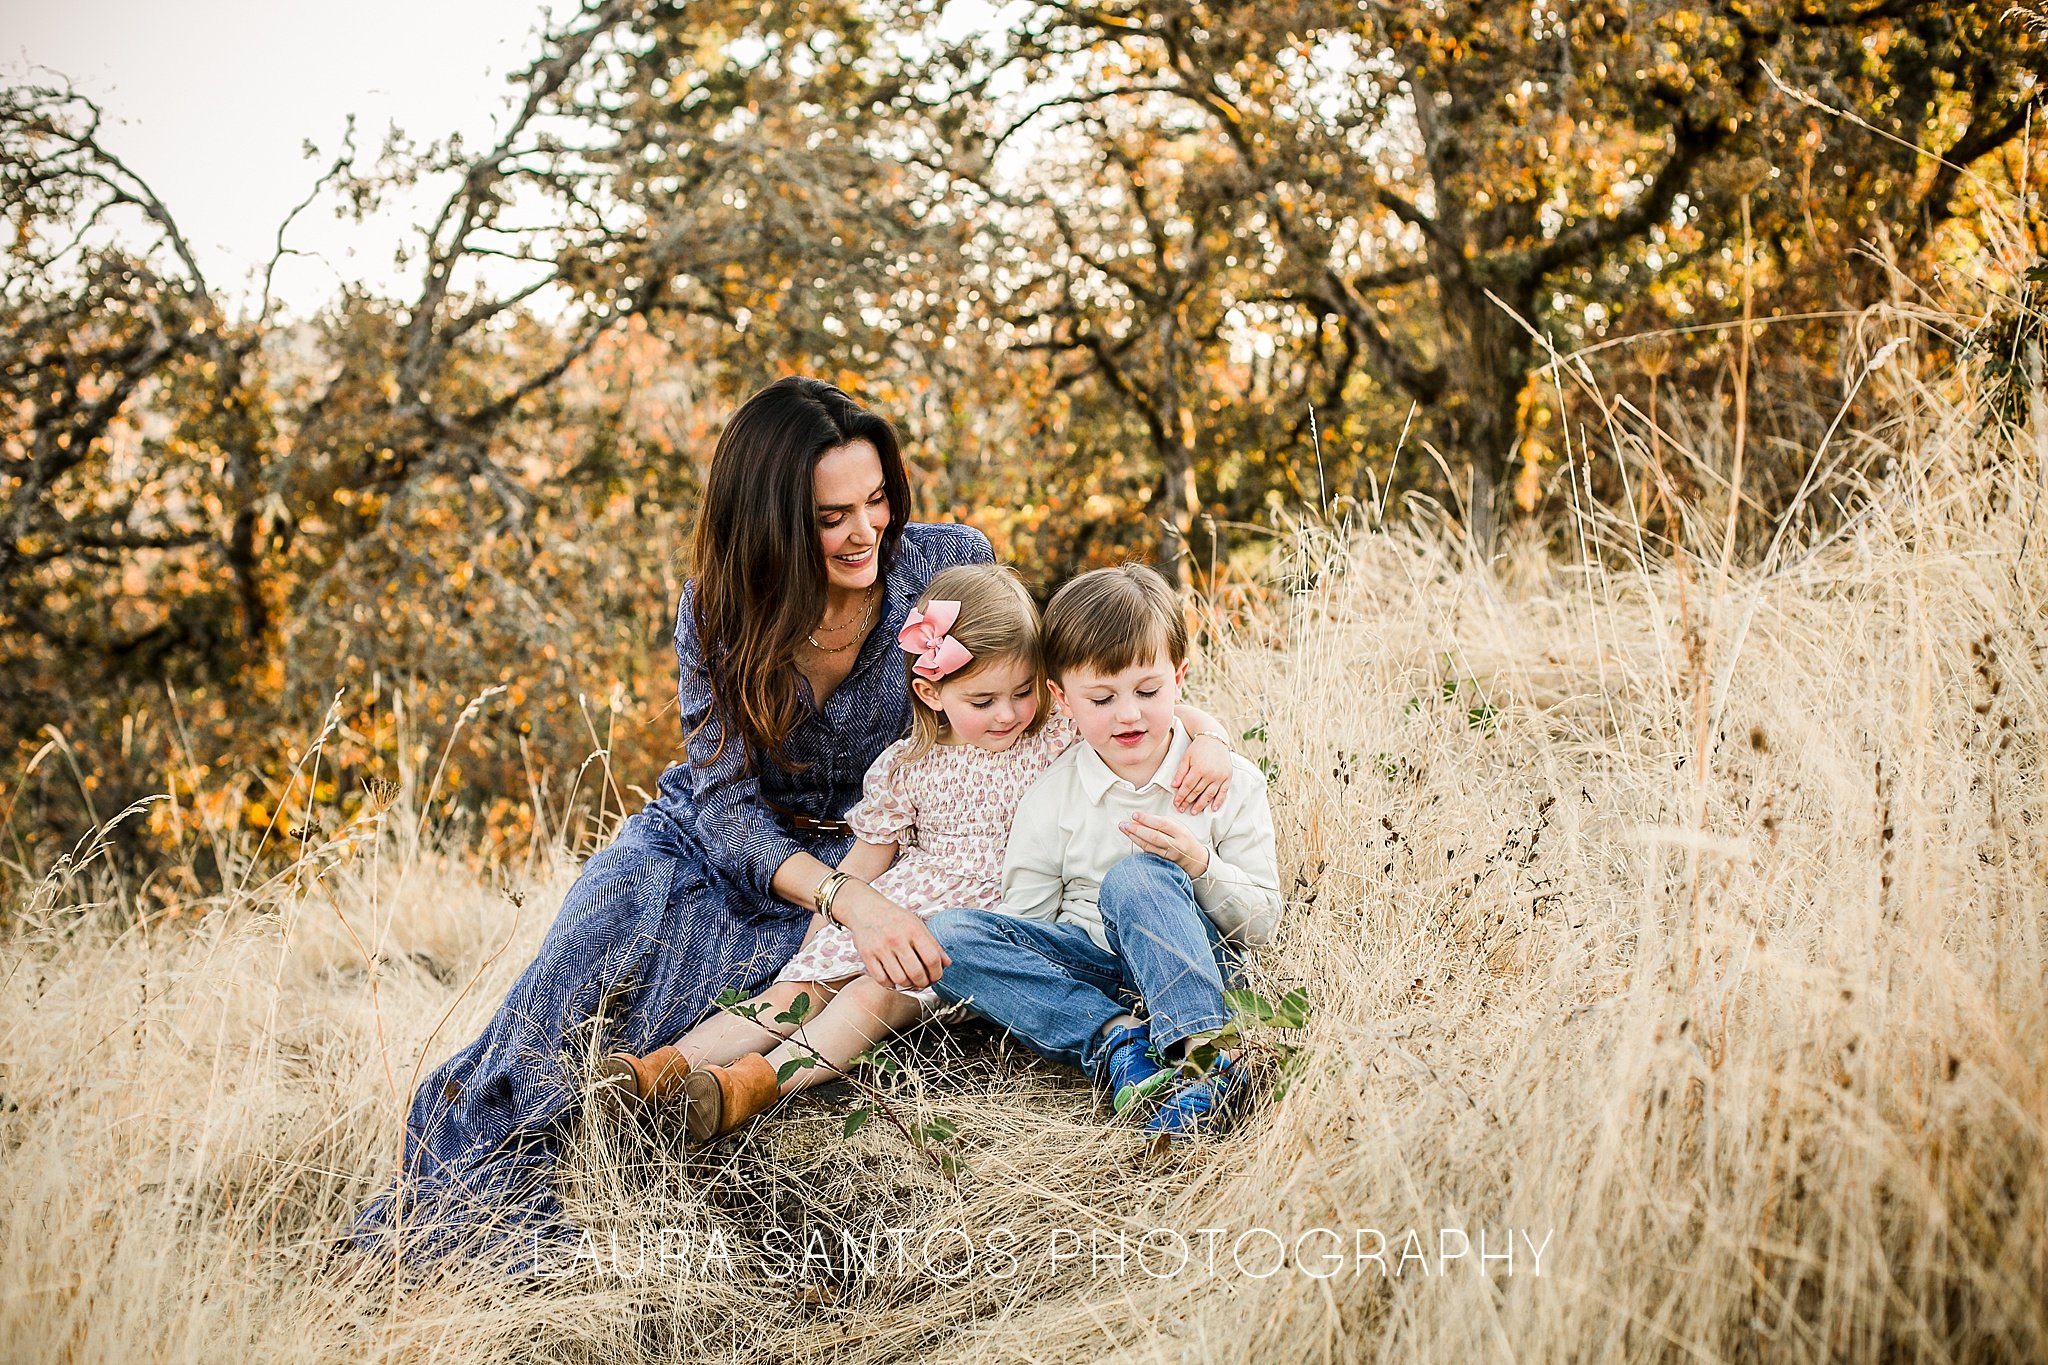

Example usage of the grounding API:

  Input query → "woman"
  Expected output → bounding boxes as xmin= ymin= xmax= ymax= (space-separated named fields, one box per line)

xmin=351 ymin=377 xmax=1229 ymax=1266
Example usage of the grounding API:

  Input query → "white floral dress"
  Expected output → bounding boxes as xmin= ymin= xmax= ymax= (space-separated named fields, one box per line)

xmin=775 ymin=712 xmax=1079 ymax=1005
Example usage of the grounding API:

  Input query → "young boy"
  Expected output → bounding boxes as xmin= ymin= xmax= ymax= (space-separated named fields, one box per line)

xmin=927 ymin=564 xmax=1282 ymax=1144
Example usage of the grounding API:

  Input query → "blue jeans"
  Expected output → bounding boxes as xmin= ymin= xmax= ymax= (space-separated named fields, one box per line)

xmin=928 ymin=854 xmax=1238 ymax=1079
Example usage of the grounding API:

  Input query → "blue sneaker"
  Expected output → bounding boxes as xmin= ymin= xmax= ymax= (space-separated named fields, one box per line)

xmin=1094 ymin=1022 xmax=1172 ymax=1114
xmin=1144 ymin=1053 xmax=1242 ymax=1146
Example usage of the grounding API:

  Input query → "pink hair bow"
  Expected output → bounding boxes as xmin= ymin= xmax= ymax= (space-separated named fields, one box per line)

xmin=898 ymin=600 xmax=973 ymax=681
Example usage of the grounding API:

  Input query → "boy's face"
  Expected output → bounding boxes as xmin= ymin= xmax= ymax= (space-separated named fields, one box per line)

xmin=1049 ymin=642 xmax=1188 ymax=778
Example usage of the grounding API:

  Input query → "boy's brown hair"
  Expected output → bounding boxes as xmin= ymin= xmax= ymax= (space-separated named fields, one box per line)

xmin=1040 ymin=563 xmax=1188 ymax=682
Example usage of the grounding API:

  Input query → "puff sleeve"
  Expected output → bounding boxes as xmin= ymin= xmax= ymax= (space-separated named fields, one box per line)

xmin=846 ymin=737 xmax=920 ymax=848
xmin=1034 ymin=709 xmax=1080 ymax=754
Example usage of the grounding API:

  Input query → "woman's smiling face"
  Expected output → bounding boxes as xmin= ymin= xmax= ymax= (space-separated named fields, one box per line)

xmin=812 ymin=438 xmax=891 ymax=594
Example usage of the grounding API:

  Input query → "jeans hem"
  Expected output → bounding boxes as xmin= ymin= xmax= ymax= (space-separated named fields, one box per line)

xmin=1149 ymin=1011 xmax=1231 ymax=1057
xmin=1078 ymin=1008 xmax=1150 ymax=1079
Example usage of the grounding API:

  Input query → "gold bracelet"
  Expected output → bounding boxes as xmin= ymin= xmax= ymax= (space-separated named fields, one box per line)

xmin=1189 ymin=726 xmax=1231 ymax=749
xmin=814 ymin=870 xmax=852 ymax=927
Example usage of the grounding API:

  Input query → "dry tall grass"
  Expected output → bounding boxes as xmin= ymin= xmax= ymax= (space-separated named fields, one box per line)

xmin=3 ymin=301 xmax=2043 ymax=1363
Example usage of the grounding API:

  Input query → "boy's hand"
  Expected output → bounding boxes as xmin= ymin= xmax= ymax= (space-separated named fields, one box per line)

xmin=1119 ymin=811 xmax=1212 ymax=879
xmin=1171 ymin=734 xmax=1232 ymax=813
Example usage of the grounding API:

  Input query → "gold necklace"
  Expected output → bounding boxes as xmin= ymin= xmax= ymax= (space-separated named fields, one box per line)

xmin=806 ymin=582 xmax=877 ymax=654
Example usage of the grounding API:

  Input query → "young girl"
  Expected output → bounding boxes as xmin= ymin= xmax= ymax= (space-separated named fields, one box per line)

xmin=598 ymin=563 xmax=1234 ymax=1142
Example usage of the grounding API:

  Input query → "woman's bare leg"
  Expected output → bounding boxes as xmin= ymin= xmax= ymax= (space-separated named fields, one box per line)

xmin=763 ymin=975 xmax=923 ymax=1095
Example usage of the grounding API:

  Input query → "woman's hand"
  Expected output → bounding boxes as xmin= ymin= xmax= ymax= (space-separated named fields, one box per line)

xmin=836 ymin=884 xmax=950 ymax=991
xmin=1120 ymin=811 xmax=1213 ymax=879
xmin=1171 ymin=733 xmax=1233 ymax=813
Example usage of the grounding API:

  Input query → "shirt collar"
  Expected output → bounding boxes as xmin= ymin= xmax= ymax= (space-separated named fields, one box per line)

xmin=1076 ymin=718 xmax=1190 ymax=803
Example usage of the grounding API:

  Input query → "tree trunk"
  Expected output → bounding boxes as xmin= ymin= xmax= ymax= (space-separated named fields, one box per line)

xmin=1439 ymin=278 xmax=1533 ymax=553
xmin=1152 ymin=435 xmax=1199 ymax=590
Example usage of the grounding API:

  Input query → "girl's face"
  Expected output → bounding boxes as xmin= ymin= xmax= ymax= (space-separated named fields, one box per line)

xmin=913 ymin=655 xmax=1039 ymax=753
xmin=812 ymin=438 xmax=890 ymax=595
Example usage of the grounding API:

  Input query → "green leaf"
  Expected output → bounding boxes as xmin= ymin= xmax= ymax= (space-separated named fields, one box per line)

xmin=1241 ymin=721 xmax=1268 ymax=743
xmin=1224 ymin=988 xmax=1276 ymax=1023
xmin=775 ymin=1055 xmax=818 ymax=1084
xmin=842 ymin=1106 xmax=873 ymax=1137
xmin=1271 ymin=988 xmax=1313 ymax=1029
xmin=1273 ymin=1041 xmax=1311 ymax=1098
xmin=1181 ymin=1020 xmax=1240 ymax=1074
xmin=714 ymin=988 xmax=763 ymax=1018
xmin=773 ymin=991 xmax=812 ymax=1026
xmin=851 ymin=1046 xmax=903 ymax=1079
xmin=922 ymin=1116 xmax=959 ymax=1143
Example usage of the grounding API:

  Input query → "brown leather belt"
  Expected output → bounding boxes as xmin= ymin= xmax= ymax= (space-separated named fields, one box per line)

xmin=766 ymin=800 xmax=851 ymax=838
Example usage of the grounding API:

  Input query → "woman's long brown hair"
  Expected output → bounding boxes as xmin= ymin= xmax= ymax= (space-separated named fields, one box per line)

xmin=688 ymin=376 xmax=911 ymax=770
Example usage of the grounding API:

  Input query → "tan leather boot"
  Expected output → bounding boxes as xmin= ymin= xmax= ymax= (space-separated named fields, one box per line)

xmin=678 ymin=1053 xmax=782 ymax=1142
xmin=596 ymin=1045 xmax=691 ymax=1110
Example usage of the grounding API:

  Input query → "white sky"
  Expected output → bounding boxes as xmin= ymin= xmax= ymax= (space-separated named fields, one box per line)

xmin=5 ymin=0 xmax=566 ymax=315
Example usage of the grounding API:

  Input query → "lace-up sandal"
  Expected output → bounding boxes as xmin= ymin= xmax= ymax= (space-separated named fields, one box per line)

xmin=678 ymin=1052 xmax=782 ymax=1142
xmin=596 ymin=1045 xmax=691 ymax=1111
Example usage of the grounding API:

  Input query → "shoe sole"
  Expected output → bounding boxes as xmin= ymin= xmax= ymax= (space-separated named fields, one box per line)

xmin=680 ymin=1069 xmax=725 ymax=1143
xmin=1111 ymin=1068 xmax=1177 ymax=1115
xmin=593 ymin=1057 xmax=647 ymax=1115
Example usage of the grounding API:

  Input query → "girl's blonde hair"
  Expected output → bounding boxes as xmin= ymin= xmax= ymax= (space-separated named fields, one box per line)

xmin=902 ymin=563 xmax=1050 ymax=761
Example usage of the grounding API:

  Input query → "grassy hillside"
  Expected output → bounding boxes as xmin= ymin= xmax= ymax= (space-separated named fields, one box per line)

xmin=3 ymin=319 xmax=2043 ymax=1363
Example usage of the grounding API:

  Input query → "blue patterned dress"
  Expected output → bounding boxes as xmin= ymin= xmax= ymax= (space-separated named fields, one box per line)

xmin=351 ymin=522 xmax=993 ymax=1265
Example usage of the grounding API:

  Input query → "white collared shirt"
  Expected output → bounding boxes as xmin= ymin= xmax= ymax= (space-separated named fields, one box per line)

xmin=997 ymin=719 xmax=1282 ymax=950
